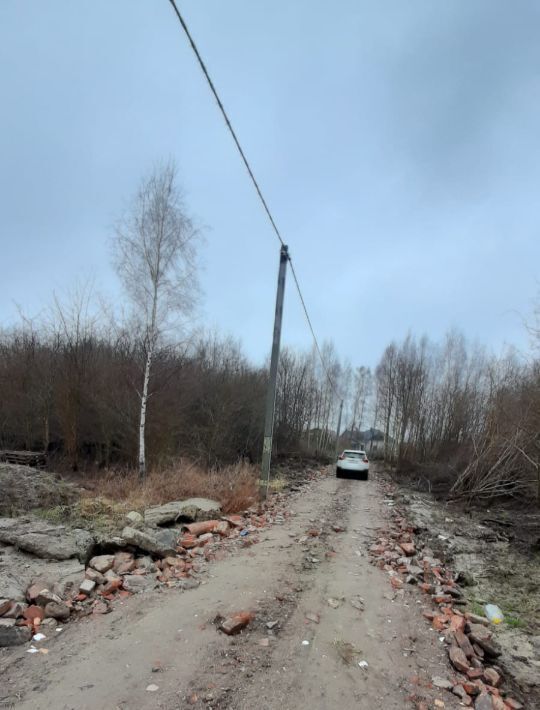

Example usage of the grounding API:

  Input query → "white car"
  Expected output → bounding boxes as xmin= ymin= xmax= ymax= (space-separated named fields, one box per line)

xmin=336 ymin=449 xmax=369 ymax=480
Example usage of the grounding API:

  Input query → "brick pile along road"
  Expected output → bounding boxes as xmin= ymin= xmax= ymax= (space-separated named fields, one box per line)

xmin=0 ymin=465 xmax=522 ymax=710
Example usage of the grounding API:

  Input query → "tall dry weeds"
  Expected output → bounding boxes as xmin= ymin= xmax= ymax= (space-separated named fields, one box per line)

xmin=82 ymin=459 xmax=259 ymax=514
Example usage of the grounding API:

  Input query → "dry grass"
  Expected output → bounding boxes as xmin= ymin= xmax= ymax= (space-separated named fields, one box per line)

xmin=80 ymin=459 xmax=259 ymax=514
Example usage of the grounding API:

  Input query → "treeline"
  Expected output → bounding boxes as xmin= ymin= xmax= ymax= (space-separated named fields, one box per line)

xmin=0 ymin=306 xmax=371 ymax=471
xmin=374 ymin=331 xmax=540 ymax=503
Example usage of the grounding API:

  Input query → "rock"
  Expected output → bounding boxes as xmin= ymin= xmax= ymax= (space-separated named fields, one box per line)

xmin=449 ymin=644 xmax=470 ymax=673
xmin=52 ymin=578 xmax=78 ymax=599
xmin=44 ymin=600 xmax=70 ymax=621
xmin=26 ymin=582 xmax=48 ymax=603
xmin=407 ymin=565 xmax=423 ymax=576
xmin=456 ymin=571 xmax=476 ymax=587
xmin=125 ymin=511 xmax=144 ymax=526
xmin=474 ymin=693 xmax=494 ymax=710
xmin=482 ymin=668 xmax=500 ymax=686
xmin=144 ymin=498 xmax=221 ymax=527
xmin=453 ymin=685 xmax=472 ymax=706
xmin=177 ymin=578 xmax=200 ymax=591
xmin=113 ymin=551 xmax=135 ymax=575
xmin=89 ymin=554 xmax=115 ymax=574
xmin=504 ymin=699 xmax=523 ymax=709
xmin=122 ymin=575 xmax=153 ymax=593
xmin=79 ymin=579 xmax=96 ymax=595
xmin=36 ymin=589 xmax=63 ymax=607
xmin=462 ymin=682 xmax=480 ymax=696
xmin=0 ymin=618 xmax=32 ymax=646
xmin=399 ymin=542 xmax=416 ymax=556
xmin=85 ymin=568 xmax=105 ymax=585
xmin=455 ymin=629 xmax=476 ymax=659
xmin=468 ymin=624 xmax=501 ymax=658
xmin=2 ymin=601 xmax=26 ymax=618
xmin=135 ymin=556 xmax=156 ymax=573
xmin=0 ymin=598 xmax=12 ymax=616
xmin=0 ymin=517 xmax=94 ymax=562
xmin=219 ymin=611 xmax=254 ymax=635
xmin=215 ymin=521 xmax=229 ymax=536
xmin=432 ymin=676 xmax=453 ymax=690
xmin=121 ymin=526 xmax=178 ymax=557
xmin=465 ymin=613 xmax=489 ymax=626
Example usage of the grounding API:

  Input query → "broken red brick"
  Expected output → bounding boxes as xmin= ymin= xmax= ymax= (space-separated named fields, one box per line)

xmin=462 ymin=682 xmax=480 ymax=696
xmin=185 ymin=520 xmax=220 ymax=537
xmin=179 ymin=534 xmax=199 ymax=549
xmin=467 ymin=668 xmax=484 ymax=680
xmin=22 ymin=605 xmax=44 ymax=623
xmin=450 ymin=614 xmax=467 ymax=633
xmin=219 ymin=611 xmax=255 ymax=636
xmin=432 ymin=615 xmax=447 ymax=631
xmin=390 ymin=576 xmax=403 ymax=590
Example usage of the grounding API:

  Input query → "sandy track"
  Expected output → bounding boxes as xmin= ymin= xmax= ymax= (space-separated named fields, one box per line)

xmin=1 ymin=466 xmax=460 ymax=709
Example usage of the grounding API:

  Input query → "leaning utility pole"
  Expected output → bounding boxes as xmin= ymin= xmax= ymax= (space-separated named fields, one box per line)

xmin=261 ymin=244 xmax=289 ymax=497
xmin=334 ymin=399 xmax=344 ymax=461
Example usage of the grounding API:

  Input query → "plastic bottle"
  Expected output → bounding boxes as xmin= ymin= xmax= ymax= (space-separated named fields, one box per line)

xmin=484 ymin=604 xmax=504 ymax=624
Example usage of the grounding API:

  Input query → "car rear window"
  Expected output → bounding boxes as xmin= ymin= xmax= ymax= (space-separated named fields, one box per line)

xmin=344 ymin=451 xmax=361 ymax=458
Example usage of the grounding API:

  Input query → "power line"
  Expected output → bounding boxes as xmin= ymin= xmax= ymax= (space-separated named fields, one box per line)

xmin=288 ymin=258 xmax=339 ymax=396
xmin=166 ymin=0 xmax=284 ymax=248
xmin=166 ymin=0 xmax=340 ymax=399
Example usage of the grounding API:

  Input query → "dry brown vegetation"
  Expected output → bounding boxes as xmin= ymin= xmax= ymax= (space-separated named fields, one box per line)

xmin=81 ymin=460 xmax=259 ymax=514
xmin=375 ymin=330 xmax=540 ymax=504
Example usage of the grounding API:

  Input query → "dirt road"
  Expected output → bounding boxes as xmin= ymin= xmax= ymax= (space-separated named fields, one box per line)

xmin=1 ymin=467 xmax=461 ymax=709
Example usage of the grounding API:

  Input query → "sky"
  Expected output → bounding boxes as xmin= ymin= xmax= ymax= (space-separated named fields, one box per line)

xmin=1 ymin=0 xmax=539 ymax=369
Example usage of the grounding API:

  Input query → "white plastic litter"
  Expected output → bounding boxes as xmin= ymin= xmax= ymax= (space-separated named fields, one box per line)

xmin=484 ymin=604 xmax=504 ymax=624
xmin=33 ymin=633 xmax=46 ymax=642
xmin=27 ymin=647 xmax=39 ymax=654
xmin=302 ymin=640 xmax=310 ymax=646
xmin=358 ymin=660 xmax=369 ymax=669
xmin=146 ymin=684 xmax=159 ymax=692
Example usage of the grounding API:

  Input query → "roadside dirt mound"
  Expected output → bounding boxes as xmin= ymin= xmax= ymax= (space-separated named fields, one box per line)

xmin=0 ymin=464 xmax=79 ymax=516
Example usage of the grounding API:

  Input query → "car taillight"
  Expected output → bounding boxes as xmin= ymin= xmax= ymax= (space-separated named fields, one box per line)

xmin=363 ymin=457 xmax=369 ymax=463
xmin=338 ymin=454 xmax=345 ymax=460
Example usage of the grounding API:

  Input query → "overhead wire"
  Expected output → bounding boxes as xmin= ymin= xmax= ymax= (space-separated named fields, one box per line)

xmin=166 ymin=0 xmax=340 ymax=399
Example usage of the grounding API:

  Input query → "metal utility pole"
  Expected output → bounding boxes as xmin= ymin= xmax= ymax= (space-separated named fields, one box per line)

xmin=334 ymin=399 xmax=344 ymax=462
xmin=261 ymin=244 xmax=289 ymax=497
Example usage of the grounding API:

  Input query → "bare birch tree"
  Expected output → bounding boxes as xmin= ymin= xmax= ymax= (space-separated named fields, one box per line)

xmin=113 ymin=162 xmax=199 ymax=479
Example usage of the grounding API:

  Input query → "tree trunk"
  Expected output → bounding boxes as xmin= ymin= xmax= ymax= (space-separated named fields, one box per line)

xmin=138 ymin=342 xmax=153 ymax=481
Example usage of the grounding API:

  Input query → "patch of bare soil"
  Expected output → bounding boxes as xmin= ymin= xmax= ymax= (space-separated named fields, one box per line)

xmin=0 ymin=464 xmax=79 ymax=516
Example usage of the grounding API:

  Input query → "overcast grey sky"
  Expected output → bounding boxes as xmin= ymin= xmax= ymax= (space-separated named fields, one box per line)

xmin=1 ymin=1 xmax=539 ymax=368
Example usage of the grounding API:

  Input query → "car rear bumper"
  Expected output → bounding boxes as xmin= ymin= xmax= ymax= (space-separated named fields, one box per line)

xmin=336 ymin=466 xmax=369 ymax=480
